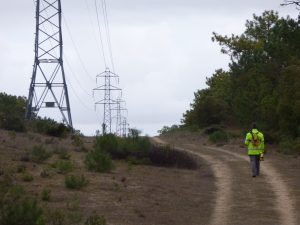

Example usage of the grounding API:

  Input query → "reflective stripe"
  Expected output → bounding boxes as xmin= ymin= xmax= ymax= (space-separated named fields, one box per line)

xmin=248 ymin=148 xmax=263 ymax=150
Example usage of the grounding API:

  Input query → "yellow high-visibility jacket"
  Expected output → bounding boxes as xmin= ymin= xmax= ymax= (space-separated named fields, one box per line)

xmin=244 ymin=129 xmax=264 ymax=155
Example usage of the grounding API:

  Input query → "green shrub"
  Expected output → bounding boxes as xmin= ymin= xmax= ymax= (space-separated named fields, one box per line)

xmin=29 ymin=117 xmax=71 ymax=138
xmin=209 ymin=130 xmax=229 ymax=143
xmin=16 ymin=164 xmax=26 ymax=173
xmin=85 ymin=214 xmax=106 ymax=225
xmin=67 ymin=211 xmax=82 ymax=224
xmin=279 ymin=138 xmax=300 ymax=155
xmin=157 ymin=124 xmax=181 ymax=134
xmin=72 ymin=134 xmax=84 ymax=147
xmin=51 ymin=160 xmax=73 ymax=174
xmin=0 ymin=186 xmax=45 ymax=225
xmin=58 ymin=149 xmax=71 ymax=160
xmin=22 ymin=172 xmax=34 ymax=182
xmin=65 ymin=175 xmax=88 ymax=189
xmin=31 ymin=145 xmax=52 ymax=163
xmin=0 ymin=93 xmax=26 ymax=132
xmin=94 ymin=134 xmax=118 ymax=153
xmin=85 ymin=150 xmax=114 ymax=173
xmin=41 ymin=188 xmax=51 ymax=201
xmin=48 ymin=210 xmax=65 ymax=225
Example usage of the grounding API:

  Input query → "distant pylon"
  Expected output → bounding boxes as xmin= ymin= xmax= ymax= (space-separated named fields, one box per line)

xmin=93 ymin=67 xmax=121 ymax=134
xmin=112 ymin=97 xmax=127 ymax=136
xmin=25 ymin=0 xmax=72 ymax=127
xmin=121 ymin=117 xmax=129 ymax=137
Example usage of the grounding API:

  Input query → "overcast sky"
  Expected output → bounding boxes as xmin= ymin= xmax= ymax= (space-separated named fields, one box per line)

xmin=0 ymin=0 xmax=298 ymax=136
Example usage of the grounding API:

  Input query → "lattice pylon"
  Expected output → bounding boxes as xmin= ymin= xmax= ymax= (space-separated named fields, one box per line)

xmin=25 ymin=0 xmax=72 ymax=127
xmin=93 ymin=67 xmax=121 ymax=134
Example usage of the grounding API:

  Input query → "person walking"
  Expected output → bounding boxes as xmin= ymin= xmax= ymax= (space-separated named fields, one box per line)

xmin=244 ymin=123 xmax=264 ymax=177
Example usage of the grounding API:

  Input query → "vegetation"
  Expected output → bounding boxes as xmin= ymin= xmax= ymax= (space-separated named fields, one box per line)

xmin=181 ymin=11 xmax=300 ymax=154
xmin=0 ymin=93 xmax=26 ymax=132
xmin=65 ymin=175 xmax=89 ymax=189
xmin=28 ymin=118 xmax=72 ymax=138
xmin=41 ymin=188 xmax=51 ymax=201
xmin=209 ymin=130 xmax=229 ymax=143
xmin=21 ymin=172 xmax=34 ymax=182
xmin=0 ymin=92 xmax=72 ymax=138
xmin=0 ymin=185 xmax=45 ymax=225
xmin=89 ymin=133 xmax=198 ymax=170
xmin=85 ymin=148 xmax=114 ymax=173
xmin=31 ymin=145 xmax=52 ymax=163
xmin=51 ymin=160 xmax=74 ymax=174
xmin=84 ymin=214 xmax=106 ymax=225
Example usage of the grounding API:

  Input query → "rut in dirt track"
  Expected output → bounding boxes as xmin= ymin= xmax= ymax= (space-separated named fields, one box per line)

xmin=203 ymin=145 xmax=297 ymax=225
xmin=153 ymin=137 xmax=297 ymax=225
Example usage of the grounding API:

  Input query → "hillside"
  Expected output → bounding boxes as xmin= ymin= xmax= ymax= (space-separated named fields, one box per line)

xmin=0 ymin=129 xmax=215 ymax=225
xmin=1 ymin=125 xmax=300 ymax=225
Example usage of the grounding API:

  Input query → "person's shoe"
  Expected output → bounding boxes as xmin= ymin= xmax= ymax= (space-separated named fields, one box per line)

xmin=252 ymin=175 xmax=256 ymax=177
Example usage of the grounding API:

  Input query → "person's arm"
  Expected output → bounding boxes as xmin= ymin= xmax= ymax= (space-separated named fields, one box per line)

xmin=244 ymin=133 xmax=251 ymax=146
xmin=260 ymin=133 xmax=265 ymax=153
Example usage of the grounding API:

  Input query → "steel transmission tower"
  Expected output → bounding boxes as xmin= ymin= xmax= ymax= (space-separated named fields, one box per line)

xmin=93 ymin=68 xmax=121 ymax=134
xmin=25 ymin=0 xmax=73 ymax=127
xmin=121 ymin=117 xmax=129 ymax=137
xmin=112 ymin=98 xmax=127 ymax=136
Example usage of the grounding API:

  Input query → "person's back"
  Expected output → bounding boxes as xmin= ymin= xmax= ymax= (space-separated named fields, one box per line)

xmin=245 ymin=124 xmax=264 ymax=177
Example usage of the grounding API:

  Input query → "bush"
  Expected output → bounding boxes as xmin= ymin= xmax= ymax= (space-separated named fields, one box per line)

xmin=106 ymin=136 xmax=151 ymax=160
xmin=126 ymin=156 xmax=151 ymax=165
xmin=58 ymin=150 xmax=71 ymax=160
xmin=53 ymin=147 xmax=71 ymax=160
xmin=28 ymin=117 xmax=71 ymax=138
xmin=16 ymin=164 xmax=26 ymax=173
xmin=22 ymin=172 xmax=34 ymax=182
xmin=157 ymin=124 xmax=181 ymax=134
xmin=85 ymin=150 xmax=114 ymax=173
xmin=41 ymin=188 xmax=51 ymax=201
xmin=51 ymin=160 xmax=73 ymax=174
xmin=0 ymin=186 xmax=45 ymax=225
xmin=65 ymin=175 xmax=88 ymax=189
xmin=85 ymin=214 xmax=106 ymax=225
xmin=31 ymin=145 xmax=52 ymax=163
xmin=279 ymin=138 xmax=300 ymax=155
xmin=72 ymin=134 xmax=84 ymax=147
xmin=209 ymin=130 xmax=229 ymax=143
xmin=47 ymin=210 xmax=65 ymax=225
xmin=94 ymin=134 xmax=118 ymax=153
xmin=149 ymin=145 xmax=198 ymax=169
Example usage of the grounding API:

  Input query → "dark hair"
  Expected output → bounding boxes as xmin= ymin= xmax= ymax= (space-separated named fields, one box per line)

xmin=252 ymin=123 xmax=257 ymax=129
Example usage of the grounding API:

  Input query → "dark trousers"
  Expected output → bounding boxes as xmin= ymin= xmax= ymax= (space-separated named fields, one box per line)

xmin=249 ymin=155 xmax=260 ymax=176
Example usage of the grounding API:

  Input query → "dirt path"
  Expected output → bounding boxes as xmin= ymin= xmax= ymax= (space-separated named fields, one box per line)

xmin=155 ymin=137 xmax=298 ymax=225
xmin=204 ymin=145 xmax=297 ymax=225
xmin=177 ymin=146 xmax=232 ymax=225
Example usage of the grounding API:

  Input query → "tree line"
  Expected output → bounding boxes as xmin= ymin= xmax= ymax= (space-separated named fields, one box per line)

xmin=181 ymin=11 xmax=300 ymax=153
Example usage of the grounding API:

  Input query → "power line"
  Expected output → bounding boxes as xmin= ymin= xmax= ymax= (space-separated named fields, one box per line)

xmin=83 ymin=0 xmax=105 ymax=63
xmin=65 ymin=75 xmax=94 ymax=112
xmin=101 ymin=0 xmax=115 ymax=72
xmin=94 ymin=0 xmax=107 ymax=67
xmin=62 ymin=15 xmax=95 ymax=83
xmin=64 ymin=54 xmax=93 ymax=98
